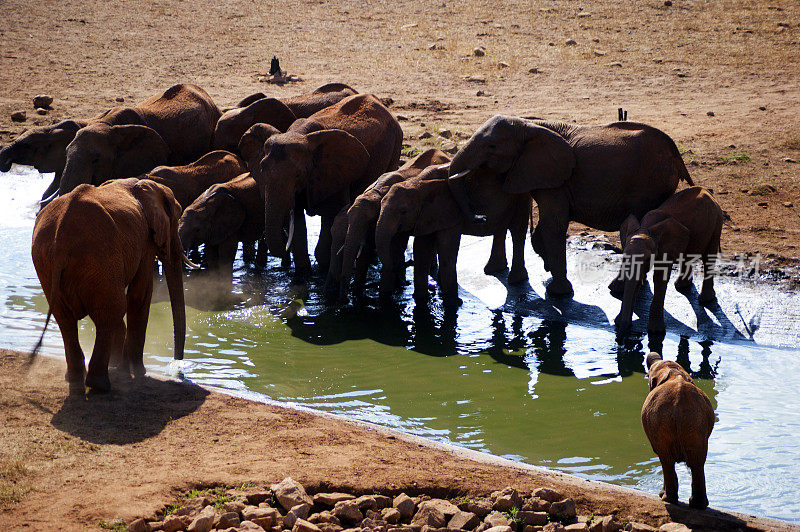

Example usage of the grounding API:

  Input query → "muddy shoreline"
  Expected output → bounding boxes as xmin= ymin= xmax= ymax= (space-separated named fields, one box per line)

xmin=0 ymin=349 xmax=796 ymax=531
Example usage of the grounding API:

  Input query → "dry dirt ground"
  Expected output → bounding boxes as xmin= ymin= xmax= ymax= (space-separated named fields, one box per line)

xmin=1 ymin=350 xmax=795 ymax=532
xmin=1 ymin=0 xmax=799 ymax=260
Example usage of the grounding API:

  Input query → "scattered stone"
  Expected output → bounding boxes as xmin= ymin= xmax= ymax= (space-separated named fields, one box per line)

xmin=419 ymin=131 xmax=433 ymax=139
xmin=381 ymin=97 xmax=394 ymax=107
xmin=460 ymin=499 xmax=493 ymax=517
xmin=593 ymin=50 xmax=607 ymax=56
xmin=777 ymin=22 xmax=790 ymax=27
xmin=599 ymin=515 xmax=622 ymax=532
xmin=271 ymin=478 xmax=313 ymax=511
xmin=174 ymin=497 xmax=210 ymax=516
xmin=593 ymin=38 xmax=600 ymax=43
xmin=246 ymin=492 xmax=273 ymax=505
xmin=623 ymin=523 xmax=658 ymax=532
xmin=317 ymin=525 xmax=343 ymax=532
xmin=396 ymin=115 xmax=409 ymax=121
xmin=394 ymin=493 xmax=417 ymax=520
xmin=785 ymin=157 xmax=798 ymax=163
xmin=577 ymin=12 xmax=592 ymax=18
xmin=419 ymin=499 xmax=460 ymax=517
xmin=548 ymin=499 xmax=577 ymax=522
xmin=187 ymin=505 xmax=217 ymax=532
xmin=32 ymin=94 xmax=53 ymax=108
xmin=476 ymin=90 xmax=486 ymax=96
xmin=608 ymin=62 xmax=623 ymax=68
xmin=333 ymin=500 xmax=364 ymax=523
xmin=522 ymin=497 xmax=550 ymax=512
xmin=411 ymin=505 xmax=447 ymax=528
xmin=442 ymin=142 xmax=459 ymax=154
xmin=485 ymin=527 xmax=513 ymax=532
xmin=532 ymin=488 xmax=563 ymax=503
xmin=759 ymin=106 xmax=767 ymax=110
xmin=565 ymin=524 xmax=589 ymax=532
xmin=758 ymin=201 xmax=768 ymax=208
xmin=565 ymin=39 xmax=577 ymax=45
xmin=382 ymin=507 xmax=402 ymax=523
xmin=10 ymin=111 xmax=26 ymax=122
xmin=449 ymin=510 xmax=481 ymax=530
xmin=664 ymin=0 xmax=672 ymax=6
xmin=473 ymin=47 xmax=486 ymax=57
xmin=309 ymin=511 xmax=341 ymax=525
xmin=127 ymin=518 xmax=151 ymax=532
xmin=484 ymin=512 xmax=511 ymax=528
xmin=784 ymin=202 xmax=794 ymax=207
xmin=528 ymin=68 xmax=541 ymax=74
xmin=658 ymin=524 xmax=690 ymax=532
xmin=294 ymin=518 xmax=324 ymax=532
xmin=748 ymin=184 xmax=776 ymax=196
xmin=498 ymin=61 xmax=510 ymax=68
xmin=438 ymin=129 xmax=453 ymax=139
xmin=465 ymin=75 xmax=487 ymax=83
xmin=543 ymin=524 xmax=566 ymax=532
xmin=706 ymin=111 xmax=715 ymax=117
xmin=518 ymin=511 xmax=549 ymax=526
xmin=224 ymin=500 xmax=246 ymax=514
xmin=160 ymin=514 xmax=188 ymax=532
xmin=284 ymin=503 xmax=312 ymax=529
xmin=352 ymin=495 xmax=378 ymax=510
xmin=258 ymin=76 xmax=268 ymax=83
xmin=215 ymin=512 xmax=241 ymax=529
xmin=315 ymin=493 xmax=356 ymax=506
xmin=242 ymin=506 xmax=280 ymax=529
xmin=401 ymin=23 xmax=419 ymax=29
xmin=36 ymin=108 xmax=48 ymax=115
xmin=238 ymin=521 xmax=269 ymax=532
xmin=490 ymin=487 xmax=522 ymax=512
xmin=116 ymin=96 xmax=125 ymax=102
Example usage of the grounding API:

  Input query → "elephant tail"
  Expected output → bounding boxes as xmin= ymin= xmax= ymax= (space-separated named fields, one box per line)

xmin=28 ymin=308 xmax=52 ymax=366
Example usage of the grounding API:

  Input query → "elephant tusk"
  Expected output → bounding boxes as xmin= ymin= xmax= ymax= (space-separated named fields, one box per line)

xmin=449 ymin=169 xmax=470 ymax=180
xmin=436 ymin=163 xmax=451 ymax=171
xmin=337 ymin=244 xmax=345 ymax=257
xmin=39 ymin=189 xmax=59 ymax=206
xmin=182 ymin=253 xmax=201 ymax=270
xmin=356 ymin=241 xmax=365 ymax=259
xmin=285 ymin=210 xmax=295 ymax=253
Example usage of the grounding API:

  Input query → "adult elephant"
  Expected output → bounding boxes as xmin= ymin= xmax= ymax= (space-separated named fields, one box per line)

xmin=375 ymin=164 xmax=531 ymax=306
xmin=41 ymin=84 xmax=221 ymax=206
xmin=254 ymin=93 xmax=403 ymax=275
xmin=212 ymin=83 xmax=358 ymax=153
xmin=448 ymin=115 xmax=693 ymax=297
xmin=143 ymin=150 xmax=247 ymax=210
xmin=31 ymin=178 xmax=194 ymax=392
xmin=329 ymin=148 xmax=451 ymax=301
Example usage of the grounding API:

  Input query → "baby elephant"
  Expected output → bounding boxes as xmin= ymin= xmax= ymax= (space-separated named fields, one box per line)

xmin=642 ymin=352 xmax=715 ymax=509
xmin=615 ymin=186 xmax=724 ymax=333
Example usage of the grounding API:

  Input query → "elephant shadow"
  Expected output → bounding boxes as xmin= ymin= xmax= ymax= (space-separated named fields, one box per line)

xmin=50 ymin=374 xmax=209 ymax=445
xmin=618 ymin=281 xmax=697 ymax=338
xmin=679 ymin=284 xmax=749 ymax=342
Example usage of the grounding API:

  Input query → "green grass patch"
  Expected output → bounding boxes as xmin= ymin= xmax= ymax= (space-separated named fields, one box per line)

xmin=98 ymin=519 xmax=127 ymax=531
xmin=402 ymin=146 xmax=423 ymax=158
xmin=722 ymin=151 xmax=751 ymax=164
xmin=678 ymin=146 xmax=695 ymax=158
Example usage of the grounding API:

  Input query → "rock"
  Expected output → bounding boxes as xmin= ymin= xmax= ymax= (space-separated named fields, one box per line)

xmin=438 ymin=129 xmax=453 ymax=139
xmin=758 ymin=201 xmax=768 ymax=208
xmin=353 ymin=495 xmax=378 ymax=510
xmin=419 ymin=499 xmax=460 ymax=518
xmin=577 ymin=12 xmax=592 ymax=18
xmin=465 ymin=75 xmax=486 ymax=83
xmin=420 ymin=131 xmax=433 ymax=139
xmin=242 ymin=506 xmax=280 ymax=529
xmin=449 ymin=510 xmax=481 ymax=530
xmin=372 ymin=495 xmax=392 ymax=509
xmin=10 ymin=111 xmax=26 ymax=122
xmin=174 ymin=497 xmax=211 ymax=516
xmin=160 ymin=514 xmax=189 ymax=532
xmin=36 ymin=108 xmax=48 ymax=115
xmin=706 ymin=111 xmax=715 ymax=117
xmin=565 ymin=39 xmax=577 ymax=45
xmin=658 ymin=524 xmax=690 ymax=532
xmin=215 ymin=512 xmax=241 ymax=529
xmin=473 ymin=47 xmax=486 ymax=57
xmin=33 ymin=94 xmax=53 ymax=108
xmin=598 ymin=515 xmax=621 ymax=532
xmin=543 ymin=524 xmax=566 ymax=532
xmin=116 ymin=96 xmax=125 ymax=102
xmin=318 ymin=525 xmax=344 ymax=532
xmin=333 ymin=500 xmax=364 ymax=523
xmin=247 ymin=492 xmax=273 ymax=505
xmin=532 ymin=489 xmax=563 ymax=503
xmin=411 ymin=505 xmax=447 ymax=528
xmin=485 ymin=527 xmax=513 ymax=532
xmin=284 ymin=503 xmax=312 ymax=528
xmin=476 ymin=90 xmax=486 ymax=96
xmin=498 ymin=61 xmax=510 ymax=68
xmin=784 ymin=202 xmax=794 ymax=207
xmin=382 ymin=507 xmax=402 ymax=524
xmin=460 ymin=499 xmax=493 ymax=517
xmin=593 ymin=50 xmax=607 ymax=56
xmin=518 ymin=512 xmax=548 ymax=526
xmin=271 ymin=478 xmax=313 ymax=511
xmin=238 ymin=521 xmax=269 ymax=532
xmin=664 ymin=0 xmax=672 ymax=6
xmin=484 ymin=512 xmax=511 ymax=528
xmin=128 ymin=518 xmax=151 ymax=532
xmin=623 ymin=523 xmax=658 ymax=532
xmin=522 ymin=498 xmax=550 ymax=512
xmin=565 ymin=524 xmax=589 ymax=532
xmin=394 ymin=494 xmax=417 ymax=519
xmin=759 ymin=106 xmax=767 ymax=110
xmin=187 ymin=505 xmax=216 ymax=532
xmin=309 ymin=511 xmax=341 ymax=525
xmin=491 ymin=487 xmax=522 ymax=512
xmin=608 ymin=62 xmax=623 ymax=68
xmin=748 ymin=184 xmax=776 ymax=196
xmin=785 ymin=158 xmax=798 ymax=163
xmin=224 ymin=500 xmax=246 ymax=514
xmin=315 ymin=493 xmax=355 ymax=506
xmin=294 ymin=519 xmax=324 ymax=532
xmin=548 ymin=499 xmax=576 ymax=522
xmin=528 ymin=68 xmax=541 ymax=74
xmin=442 ymin=142 xmax=459 ymax=154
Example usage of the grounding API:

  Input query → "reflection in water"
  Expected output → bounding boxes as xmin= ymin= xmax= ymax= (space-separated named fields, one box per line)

xmin=1 ymin=168 xmax=800 ymax=522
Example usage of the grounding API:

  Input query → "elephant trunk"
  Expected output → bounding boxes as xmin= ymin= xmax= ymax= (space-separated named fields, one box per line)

xmin=374 ymin=211 xmax=399 ymax=295
xmin=265 ymin=207 xmax=289 ymax=257
xmin=615 ymin=277 xmax=640 ymax=334
xmin=338 ymin=215 xmax=370 ymax=300
xmin=164 ymin=248 xmax=187 ymax=361
xmin=0 ymin=145 xmax=14 ymax=172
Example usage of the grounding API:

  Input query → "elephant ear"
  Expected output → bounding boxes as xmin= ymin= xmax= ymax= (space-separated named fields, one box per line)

xmin=109 ymin=125 xmax=170 ymax=178
xmin=53 ymin=120 xmax=84 ymax=141
xmin=504 ymin=125 xmax=575 ymax=194
xmin=647 ymin=217 xmax=690 ymax=259
xmin=306 ymin=129 xmax=370 ymax=211
xmin=133 ymin=179 xmax=181 ymax=259
xmin=207 ymin=189 xmax=246 ymax=245
xmin=249 ymin=98 xmax=297 ymax=132
xmin=619 ymin=215 xmax=641 ymax=248
xmin=236 ymin=92 xmax=267 ymax=108
xmin=238 ymin=123 xmax=281 ymax=174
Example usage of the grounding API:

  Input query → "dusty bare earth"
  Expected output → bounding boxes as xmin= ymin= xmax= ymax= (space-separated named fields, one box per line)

xmin=1 ymin=350 xmax=795 ymax=532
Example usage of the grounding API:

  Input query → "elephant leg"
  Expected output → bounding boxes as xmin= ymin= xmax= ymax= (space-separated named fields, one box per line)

xmin=674 ymin=259 xmax=693 ymax=292
xmin=205 ymin=243 xmax=220 ymax=271
xmin=255 ymin=237 xmax=270 ymax=269
xmin=532 ymin=189 xmax=572 ymax=297
xmin=648 ymin=262 xmax=672 ymax=333
xmin=217 ymin=238 xmax=238 ymax=279
xmin=242 ymin=240 xmax=256 ymax=264
xmin=699 ymin=229 xmax=721 ymax=305
xmin=508 ymin=202 xmax=529 ymax=284
xmin=86 ymin=307 xmax=126 ymax=392
xmin=688 ymin=462 xmax=709 ymax=509
xmin=291 ymin=209 xmax=312 ymax=275
xmin=484 ymin=229 xmax=508 ymax=274
xmin=314 ymin=212 xmax=336 ymax=272
xmin=437 ymin=229 xmax=462 ymax=307
xmin=352 ymin=244 xmax=374 ymax=299
xmin=413 ymin=234 xmax=436 ymax=301
xmin=659 ymin=458 xmax=679 ymax=504
xmin=391 ymin=233 xmax=410 ymax=289
xmin=123 ymin=261 xmax=154 ymax=378
xmin=54 ymin=310 xmax=85 ymax=391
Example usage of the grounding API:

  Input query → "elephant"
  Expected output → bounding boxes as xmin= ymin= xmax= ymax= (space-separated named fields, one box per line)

xmin=642 ymin=352 xmax=715 ymax=509
xmin=238 ymin=123 xmax=281 ymax=175
xmin=253 ymin=93 xmax=403 ymax=275
xmin=448 ymin=115 xmax=693 ymax=297
xmin=212 ymin=83 xmax=358 ymax=153
xmin=375 ymin=164 xmax=532 ymax=306
xmin=329 ymin=148 xmax=452 ymax=301
xmin=31 ymin=178 xmax=195 ymax=392
xmin=614 ymin=186 xmax=724 ymax=334
xmin=41 ymin=84 xmax=221 ymax=206
xmin=144 ymin=150 xmax=247 ymax=210
xmin=179 ymin=173 xmax=268 ymax=276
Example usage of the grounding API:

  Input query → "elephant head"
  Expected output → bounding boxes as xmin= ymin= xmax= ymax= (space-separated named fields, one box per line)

xmin=131 ymin=179 xmax=189 ymax=361
xmin=449 ymin=115 xmax=575 ymax=195
xmin=213 ymin=97 xmax=297 ymax=152
xmin=0 ymin=120 xmax=85 ymax=201
xmin=178 ymin=183 xmax=246 ymax=252
xmin=255 ymin=128 xmax=370 ymax=257
xmin=49 ymin=124 xmax=170 ymax=205
xmin=238 ymin=123 xmax=281 ymax=175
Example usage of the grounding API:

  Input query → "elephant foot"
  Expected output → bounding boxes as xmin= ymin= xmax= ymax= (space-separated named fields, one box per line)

xmin=647 ymin=318 xmax=666 ymax=334
xmin=413 ymin=288 xmax=430 ymax=302
xmin=67 ymin=380 xmax=86 ymax=396
xmin=483 ymin=258 xmax=508 ymax=275
xmin=689 ymin=494 xmax=709 ymax=510
xmin=660 ymin=492 xmax=679 ymax=505
xmin=674 ymin=277 xmax=693 ymax=292
xmin=608 ymin=278 xmax=625 ymax=298
xmin=292 ymin=268 xmax=312 ymax=284
xmin=130 ymin=362 xmax=146 ymax=379
xmin=545 ymin=278 xmax=574 ymax=298
xmin=614 ymin=315 xmax=632 ymax=335
xmin=85 ymin=372 xmax=111 ymax=393
xmin=443 ymin=294 xmax=463 ymax=308
xmin=698 ymin=288 xmax=716 ymax=306
xmin=507 ymin=266 xmax=528 ymax=284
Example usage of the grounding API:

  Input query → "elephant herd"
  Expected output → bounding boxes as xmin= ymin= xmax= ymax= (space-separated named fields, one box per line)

xmin=8 ymin=82 xmax=725 ymax=508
